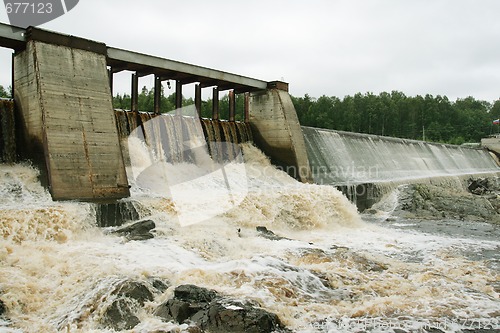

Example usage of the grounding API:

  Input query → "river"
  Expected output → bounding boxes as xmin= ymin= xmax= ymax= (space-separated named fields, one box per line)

xmin=0 ymin=139 xmax=498 ymax=332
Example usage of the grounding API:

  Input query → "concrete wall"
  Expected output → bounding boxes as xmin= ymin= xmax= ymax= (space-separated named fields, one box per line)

xmin=481 ymin=137 xmax=500 ymax=165
xmin=0 ymin=100 xmax=16 ymax=163
xmin=14 ymin=40 xmax=129 ymax=200
xmin=249 ymin=88 xmax=312 ymax=183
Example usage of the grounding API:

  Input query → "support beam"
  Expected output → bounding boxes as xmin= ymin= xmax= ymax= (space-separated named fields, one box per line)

xmin=154 ymin=75 xmax=161 ymax=115
xmin=0 ymin=22 xmax=26 ymax=50
xmin=0 ymin=23 xmax=270 ymax=94
xmin=11 ymin=53 xmax=15 ymax=99
xmin=195 ymin=84 xmax=202 ymax=118
xmin=175 ymin=80 xmax=182 ymax=110
xmin=107 ymin=46 xmax=268 ymax=92
xmin=108 ymin=68 xmax=113 ymax=96
xmin=212 ymin=87 xmax=219 ymax=120
xmin=244 ymin=92 xmax=250 ymax=123
xmin=229 ymin=90 xmax=235 ymax=122
xmin=131 ymin=73 xmax=139 ymax=113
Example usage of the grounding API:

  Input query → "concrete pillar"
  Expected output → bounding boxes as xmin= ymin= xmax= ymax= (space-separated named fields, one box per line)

xmin=154 ymin=75 xmax=161 ymax=115
xmin=228 ymin=90 xmax=235 ymax=122
xmin=244 ymin=93 xmax=249 ymax=122
xmin=249 ymin=84 xmax=312 ymax=183
xmin=195 ymin=84 xmax=202 ymax=117
xmin=14 ymin=31 xmax=129 ymax=201
xmin=175 ymin=80 xmax=182 ymax=110
xmin=212 ymin=87 xmax=219 ymax=120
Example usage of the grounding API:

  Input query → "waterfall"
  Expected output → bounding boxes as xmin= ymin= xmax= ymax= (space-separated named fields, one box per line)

xmin=302 ymin=126 xmax=500 ymax=185
xmin=0 ymin=99 xmax=16 ymax=163
xmin=114 ymin=110 xmax=253 ymax=165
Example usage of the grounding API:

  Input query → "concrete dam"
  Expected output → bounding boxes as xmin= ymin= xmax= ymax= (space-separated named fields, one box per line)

xmin=0 ymin=23 xmax=499 ymax=208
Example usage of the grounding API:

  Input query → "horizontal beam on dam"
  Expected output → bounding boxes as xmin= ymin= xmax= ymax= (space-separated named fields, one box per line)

xmin=0 ymin=22 xmax=25 ymax=50
xmin=107 ymin=48 xmax=268 ymax=92
xmin=0 ymin=22 xmax=268 ymax=93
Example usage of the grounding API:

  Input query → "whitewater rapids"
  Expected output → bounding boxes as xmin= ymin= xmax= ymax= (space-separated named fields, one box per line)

xmin=0 ymin=144 xmax=498 ymax=332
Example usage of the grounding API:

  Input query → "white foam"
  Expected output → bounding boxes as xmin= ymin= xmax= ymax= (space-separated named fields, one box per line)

xmin=0 ymin=145 xmax=498 ymax=332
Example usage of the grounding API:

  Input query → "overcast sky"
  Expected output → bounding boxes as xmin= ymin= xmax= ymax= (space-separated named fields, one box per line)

xmin=1 ymin=0 xmax=499 ymax=101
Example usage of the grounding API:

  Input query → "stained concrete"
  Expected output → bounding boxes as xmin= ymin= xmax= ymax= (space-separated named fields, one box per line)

xmin=14 ymin=40 xmax=129 ymax=200
xmin=249 ymin=88 xmax=312 ymax=183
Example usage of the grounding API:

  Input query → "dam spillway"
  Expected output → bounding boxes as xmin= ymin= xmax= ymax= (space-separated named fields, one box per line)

xmin=303 ymin=126 xmax=500 ymax=186
xmin=114 ymin=109 xmax=253 ymax=165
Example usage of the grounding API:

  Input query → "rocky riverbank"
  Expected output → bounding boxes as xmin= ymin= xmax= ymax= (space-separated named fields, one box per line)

xmin=391 ymin=176 xmax=500 ymax=223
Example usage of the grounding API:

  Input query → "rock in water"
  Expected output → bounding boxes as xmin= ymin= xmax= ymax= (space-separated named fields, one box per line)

xmin=256 ymin=226 xmax=290 ymax=241
xmin=112 ymin=219 xmax=155 ymax=240
xmin=101 ymin=298 xmax=140 ymax=331
xmin=0 ymin=299 xmax=5 ymax=316
xmin=174 ymin=284 xmax=217 ymax=303
xmin=100 ymin=280 xmax=158 ymax=331
xmin=468 ymin=178 xmax=489 ymax=195
xmin=155 ymin=284 xmax=285 ymax=333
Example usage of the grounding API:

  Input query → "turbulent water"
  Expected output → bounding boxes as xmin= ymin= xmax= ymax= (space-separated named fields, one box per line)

xmin=0 ymin=111 xmax=499 ymax=332
xmin=0 ymin=140 xmax=499 ymax=332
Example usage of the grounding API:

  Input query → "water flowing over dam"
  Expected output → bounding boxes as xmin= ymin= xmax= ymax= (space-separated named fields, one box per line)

xmin=114 ymin=109 xmax=253 ymax=165
xmin=303 ymin=126 xmax=499 ymax=186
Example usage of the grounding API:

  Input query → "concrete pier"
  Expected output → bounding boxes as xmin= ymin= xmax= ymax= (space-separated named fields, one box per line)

xmin=14 ymin=29 xmax=129 ymax=200
xmin=249 ymin=84 xmax=312 ymax=183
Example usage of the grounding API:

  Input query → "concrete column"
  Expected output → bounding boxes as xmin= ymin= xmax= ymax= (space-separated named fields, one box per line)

xmin=212 ymin=87 xmax=219 ymax=120
xmin=195 ymin=84 xmax=202 ymax=118
xmin=154 ymin=75 xmax=161 ymax=115
xmin=14 ymin=38 xmax=129 ymax=200
xmin=249 ymin=85 xmax=312 ymax=183
xmin=244 ymin=93 xmax=249 ymax=122
xmin=131 ymin=73 xmax=139 ymax=112
xmin=175 ymin=80 xmax=182 ymax=110
xmin=228 ymin=90 xmax=235 ymax=122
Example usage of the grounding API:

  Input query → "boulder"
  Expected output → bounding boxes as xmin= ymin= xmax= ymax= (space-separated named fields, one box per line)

xmin=468 ymin=178 xmax=489 ymax=195
xmin=113 ymin=219 xmax=155 ymax=240
xmin=0 ymin=299 xmax=5 ymax=316
xmin=100 ymin=279 xmax=165 ymax=331
xmin=155 ymin=284 xmax=285 ymax=333
xmin=256 ymin=226 xmax=290 ymax=241
xmin=101 ymin=298 xmax=140 ymax=331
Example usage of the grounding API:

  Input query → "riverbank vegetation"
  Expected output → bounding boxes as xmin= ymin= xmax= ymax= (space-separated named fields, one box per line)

xmin=293 ymin=92 xmax=500 ymax=144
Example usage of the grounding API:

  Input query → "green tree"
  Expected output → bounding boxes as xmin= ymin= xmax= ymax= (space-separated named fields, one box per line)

xmin=0 ymin=85 xmax=10 ymax=98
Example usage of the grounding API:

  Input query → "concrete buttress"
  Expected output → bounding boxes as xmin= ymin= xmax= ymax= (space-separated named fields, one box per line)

xmin=14 ymin=37 xmax=129 ymax=200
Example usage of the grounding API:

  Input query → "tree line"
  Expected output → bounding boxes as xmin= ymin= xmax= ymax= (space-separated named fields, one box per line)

xmin=2 ymin=83 xmax=499 ymax=144
xmin=292 ymin=91 xmax=500 ymax=144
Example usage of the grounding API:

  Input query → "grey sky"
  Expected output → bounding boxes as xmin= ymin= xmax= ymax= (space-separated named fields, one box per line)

xmin=1 ymin=0 xmax=499 ymax=101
